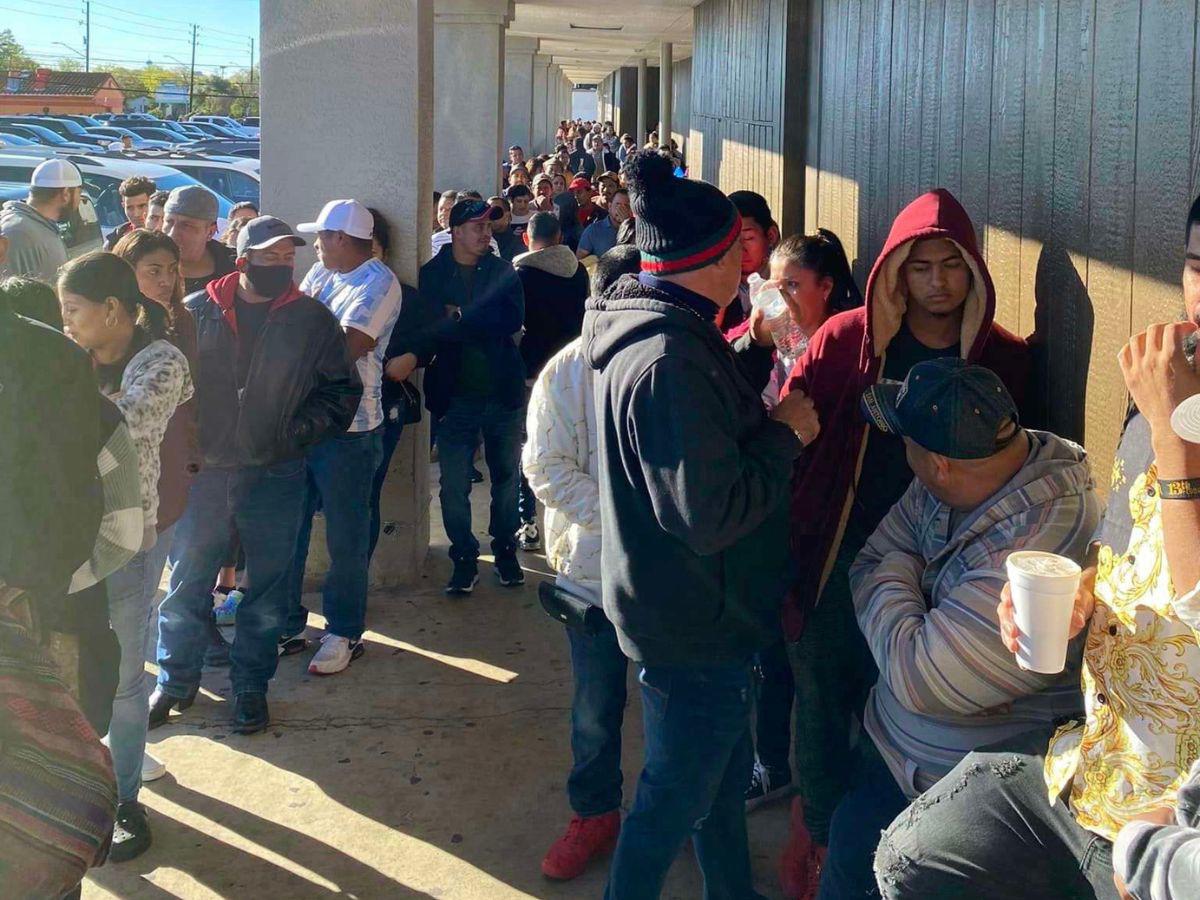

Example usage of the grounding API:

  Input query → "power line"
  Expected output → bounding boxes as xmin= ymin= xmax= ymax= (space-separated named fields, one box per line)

xmin=0 ymin=5 xmax=79 ymax=22
xmin=89 ymin=0 xmax=253 ymax=40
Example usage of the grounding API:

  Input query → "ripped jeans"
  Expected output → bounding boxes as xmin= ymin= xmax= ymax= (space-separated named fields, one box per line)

xmin=872 ymin=728 xmax=1119 ymax=900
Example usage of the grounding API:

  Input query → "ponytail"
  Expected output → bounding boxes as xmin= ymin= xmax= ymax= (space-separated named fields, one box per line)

xmin=771 ymin=228 xmax=863 ymax=314
xmin=135 ymin=293 xmax=170 ymax=339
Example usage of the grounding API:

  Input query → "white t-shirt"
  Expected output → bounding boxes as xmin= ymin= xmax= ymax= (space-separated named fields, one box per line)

xmin=300 ymin=258 xmax=402 ymax=432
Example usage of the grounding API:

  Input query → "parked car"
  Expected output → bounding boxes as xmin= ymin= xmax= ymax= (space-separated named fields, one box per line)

xmin=0 ymin=122 xmax=95 ymax=151
xmin=189 ymin=115 xmax=253 ymax=138
xmin=20 ymin=115 xmax=110 ymax=147
xmin=0 ymin=152 xmax=232 ymax=241
xmin=0 ymin=116 xmax=106 ymax=148
xmin=237 ymin=116 xmax=260 ymax=138
xmin=124 ymin=126 xmax=192 ymax=145
xmin=0 ymin=134 xmax=55 ymax=159
xmin=156 ymin=155 xmax=259 ymax=206
xmin=83 ymin=127 xmax=172 ymax=150
xmin=186 ymin=120 xmax=248 ymax=140
xmin=178 ymin=138 xmax=260 ymax=159
xmin=92 ymin=112 xmax=114 ymax=121
xmin=47 ymin=113 xmax=103 ymax=128
xmin=0 ymin=178 xmax=103 ymax=261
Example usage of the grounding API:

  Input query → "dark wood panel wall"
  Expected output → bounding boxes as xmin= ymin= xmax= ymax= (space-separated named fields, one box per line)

xmin=799 ymin=0 xmax=1200 ymax=482
xmin=672 ymin=56 xmax=693 ymax=157
xmin=690 ymin=0 xmax=809 ymax=234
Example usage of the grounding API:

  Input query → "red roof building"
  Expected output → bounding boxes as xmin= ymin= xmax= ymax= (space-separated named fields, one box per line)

xmin=0 ymin=68 xmax=125 ymax=115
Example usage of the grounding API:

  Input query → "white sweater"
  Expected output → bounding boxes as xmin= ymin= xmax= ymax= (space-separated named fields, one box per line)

xmin=521 ymin=338 xmax=601 ymax=590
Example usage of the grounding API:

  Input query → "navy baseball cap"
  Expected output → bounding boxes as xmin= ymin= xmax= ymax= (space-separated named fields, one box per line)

xmin=449 ymin=198 xmax=503 ymax=228
xmin=860 ymin=358 xmax=1020 ymax=459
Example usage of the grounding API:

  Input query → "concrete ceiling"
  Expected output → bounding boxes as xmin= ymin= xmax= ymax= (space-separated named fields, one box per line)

xmin=508 ymin=0 xmax=697 ymax=83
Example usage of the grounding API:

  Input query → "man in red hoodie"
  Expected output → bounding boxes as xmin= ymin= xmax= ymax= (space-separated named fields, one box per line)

xmin=776 ymin=189 xmax=1030 ymax=897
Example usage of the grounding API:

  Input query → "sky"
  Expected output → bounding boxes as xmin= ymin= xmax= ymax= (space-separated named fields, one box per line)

xmin=3 ymin=0 xmax=260 ymax=75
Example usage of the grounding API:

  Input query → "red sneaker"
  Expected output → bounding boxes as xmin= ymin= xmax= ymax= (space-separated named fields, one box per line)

xmin=779 ymin=797 xmax=827 ymax=899
xmin=541 ymin=811 xmax=621 ymax=880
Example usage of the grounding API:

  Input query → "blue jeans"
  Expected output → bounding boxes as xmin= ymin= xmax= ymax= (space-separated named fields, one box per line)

xmin=437 ymin=397 xmax=523 ymax=563
xmin=605 ymin=662 xmax=761 ymax=900
xmin=369 ymin=413 xmax=405 ymax=561
xmin=106 ymin=524 xmax=174 ymax=802
xmin=285 ymin=429 xmax=383 ymax=641
xmin=566 ymin=615 xmax=628 ymax=817
xmin=157 ymin=462 xmax=306 ymax=697
xmin=817 ymin=739 xmax=908 ymax=900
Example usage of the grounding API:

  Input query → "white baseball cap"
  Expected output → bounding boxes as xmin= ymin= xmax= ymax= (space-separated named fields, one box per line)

xmin=296 ymin=199 xmax=373 ymax=240
xmin=31 ymin=158 xmax=82 ymax=189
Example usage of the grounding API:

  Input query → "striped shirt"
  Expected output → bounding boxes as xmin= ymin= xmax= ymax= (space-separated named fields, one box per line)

xmin=301 ymin=259 xmax=402 ymax=432
xmin=849 ymin=430 xmax=1101 ymax=797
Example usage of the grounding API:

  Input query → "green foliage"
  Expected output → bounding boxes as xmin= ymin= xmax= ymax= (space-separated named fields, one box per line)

xmin=0 ymin=29 xmax=38 ymax=71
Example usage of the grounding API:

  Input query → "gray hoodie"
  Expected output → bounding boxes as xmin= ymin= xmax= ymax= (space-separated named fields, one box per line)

xmin=1116 ymin=758 xmax=1200 ymax=900
xmin=850 ymin=430 xmax=1101 ymax=796
xmin=0 ymin=199 xmax=67 ymax=284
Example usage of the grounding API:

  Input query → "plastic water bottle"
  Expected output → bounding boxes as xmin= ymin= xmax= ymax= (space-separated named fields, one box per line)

xmin=748 ymin=275 xmax=806 ymax=368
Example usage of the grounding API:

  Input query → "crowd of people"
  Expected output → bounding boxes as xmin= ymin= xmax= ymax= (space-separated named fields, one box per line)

xmin=0 ymin=115 xmax=1198 ymax=900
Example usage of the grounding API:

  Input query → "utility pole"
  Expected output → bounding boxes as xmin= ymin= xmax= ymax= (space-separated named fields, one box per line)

xmin=248 ymin=37 xmax=257 ymax=116
xmin=83 ymin=0 xmax=90 ymax=72
xmin=187 ymin=23 xmax=197 ymax=115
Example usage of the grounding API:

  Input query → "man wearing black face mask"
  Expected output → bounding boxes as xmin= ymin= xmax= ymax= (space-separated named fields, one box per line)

xmin=151 ymin=216 xmax=362 ymax=735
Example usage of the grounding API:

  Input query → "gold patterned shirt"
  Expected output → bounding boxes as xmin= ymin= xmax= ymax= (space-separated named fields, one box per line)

xmin=1044 ymin=412 xmax=1200 ymax=840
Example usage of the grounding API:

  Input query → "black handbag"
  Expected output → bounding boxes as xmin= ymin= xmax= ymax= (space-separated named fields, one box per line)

xmin=396 ymin=380 xmax=422 ymax=425
xmin=538 ymin=581 xmax=607 ymax=635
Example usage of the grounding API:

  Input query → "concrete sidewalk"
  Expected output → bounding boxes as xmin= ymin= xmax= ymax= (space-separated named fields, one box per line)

xmin=85 ymin=468 xmax=790 ymax=899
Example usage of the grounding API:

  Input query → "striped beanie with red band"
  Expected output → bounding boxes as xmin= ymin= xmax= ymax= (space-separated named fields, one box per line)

xmin=622 ymin=150 xmax=742 ymax=275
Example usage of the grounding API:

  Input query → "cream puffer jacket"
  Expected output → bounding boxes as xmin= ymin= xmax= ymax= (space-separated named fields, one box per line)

xmin=521 ymin=337 xmax=601 ymax=589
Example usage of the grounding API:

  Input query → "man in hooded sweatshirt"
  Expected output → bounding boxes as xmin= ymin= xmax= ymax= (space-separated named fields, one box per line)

xmin=513 ymin=210 xmax=590 ymax=550
xmin=583 ymin=150 xmax=821 ymax=900
xmin=777 ymin=188 xmax=1031 ymax=896
xmin=0 ymin=158 xmax=81 ymax=283
xmin=815 ymin=358 xmax=1098 ymax=898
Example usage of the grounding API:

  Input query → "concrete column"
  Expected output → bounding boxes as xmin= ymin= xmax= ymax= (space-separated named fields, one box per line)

xmin=636 ymin=57 xmax=648 ymax=147
xmin=659 ymin=42 xmax=673 ymax=149
xmin=261 ymin=0 xmax=433 ymax=587
xmin=433 ymin=0 xmax=511 ymax=194
xmin=546 ymin=64 xmax=561 ymax=149
xmin=531 ymin=53 xmax=550 ymax=153
xmin=503 ymin=35 xmax=537 ymax=155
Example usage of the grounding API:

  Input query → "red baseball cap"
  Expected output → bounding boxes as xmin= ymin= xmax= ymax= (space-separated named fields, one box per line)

xmin=569 ymin=176 xmax=594 ymax=194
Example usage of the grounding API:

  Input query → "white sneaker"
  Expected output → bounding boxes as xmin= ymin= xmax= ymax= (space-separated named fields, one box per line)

xmin=307 ymin=634 xmax=363 ymax=675
xmin=142 ymin=751 xmax=167 ymax=783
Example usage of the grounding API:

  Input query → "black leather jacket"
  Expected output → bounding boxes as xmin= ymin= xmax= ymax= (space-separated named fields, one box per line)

xmin=185 ymin=273 xmax=362 ymax=468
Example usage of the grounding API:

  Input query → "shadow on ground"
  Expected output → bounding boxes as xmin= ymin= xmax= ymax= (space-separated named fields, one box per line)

xmin=84 ymin=467 xmax=790 ymax=899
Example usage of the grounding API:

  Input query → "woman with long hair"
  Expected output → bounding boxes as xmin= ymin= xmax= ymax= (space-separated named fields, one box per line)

xmin=57 ymin=251 xmax=194 ymax=863
xmin=742 ymin=228 xmax=864 ymax=827
xmin=769 ymin=228 xmax=863 ymax=340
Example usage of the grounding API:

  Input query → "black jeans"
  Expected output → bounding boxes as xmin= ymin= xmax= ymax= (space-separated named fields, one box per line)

xmin=873 ymin=728 xmax=1119 ymax=900
xmin=753 ymin=638 xmax=793 ymax=775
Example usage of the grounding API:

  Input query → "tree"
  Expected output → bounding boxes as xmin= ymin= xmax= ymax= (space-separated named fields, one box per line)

xmin=0 ymin=29 xmax=38 ymax=71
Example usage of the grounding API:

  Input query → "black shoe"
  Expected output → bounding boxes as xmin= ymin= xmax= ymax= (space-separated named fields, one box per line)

xmin=445 ymin=560 xmax=479 ymax=595
xmin=109 ymin=800 xmax=152 ymax=862
xmin=232 ymin=692 xmax=269 ymax=735
xmin=204 ymin=618 xmax=231 ymax=668
xmin=277 ymin=633 xmax=310 ymax=656
xmin=495 ymin=554 xmax=525 ymax=587
xmin=147 ymin=685 xmax=195 ymax=730
xmin=745 ymin=759 xmax=793 ymax=812
xmin=470 ymin=466 xmax=485 ymax=484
